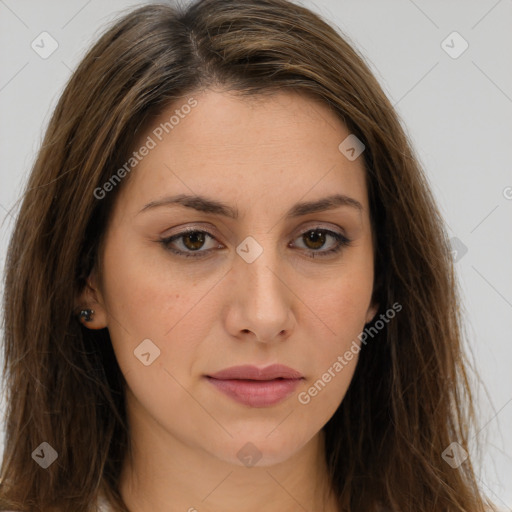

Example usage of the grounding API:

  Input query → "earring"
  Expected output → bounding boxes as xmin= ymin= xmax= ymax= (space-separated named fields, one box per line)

xmin=79 ymin=309 xmax=95 ymax=323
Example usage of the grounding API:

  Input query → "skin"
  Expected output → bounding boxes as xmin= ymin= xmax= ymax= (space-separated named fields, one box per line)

xmin=77 ymin=88 xmax=379 ymax=512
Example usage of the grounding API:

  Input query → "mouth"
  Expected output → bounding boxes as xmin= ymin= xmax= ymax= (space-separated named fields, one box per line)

xmin=205 ymin=364 xmax=304 ymax=407
xmin=207 ymin=363 xmax=303 ymax=381
xmin=205 ymin=376 xmax=303 ymax=407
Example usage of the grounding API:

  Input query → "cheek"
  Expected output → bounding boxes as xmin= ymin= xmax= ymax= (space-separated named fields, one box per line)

xmin=299 ymin=260 xmax=373 ymax=393
xmin=294 ymin=282 xmax=367 ymax=425
xmin=98 ymin=234 xmax=198 ymax=371
xmin=305 ymin=285 xmax=365 ymax=382
xmin=304 ymin=264 xmax=374 ymax=336
xmin=97 ymin=246 xmax=214 ymax=427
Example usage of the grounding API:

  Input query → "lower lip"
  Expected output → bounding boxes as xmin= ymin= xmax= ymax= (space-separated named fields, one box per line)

xmin=205 ymin=376 xmax=302 ymax=407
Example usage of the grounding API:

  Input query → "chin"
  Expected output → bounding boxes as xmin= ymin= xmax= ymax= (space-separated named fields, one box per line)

xmin=209 ymin=429 xmax=314 ymax=468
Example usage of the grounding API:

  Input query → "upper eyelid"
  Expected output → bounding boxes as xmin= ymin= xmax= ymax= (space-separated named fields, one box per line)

xmin=162 ymin=225 xmax=347 ymax=249
xmin=164 ymin=222 xmax=346 ymax=240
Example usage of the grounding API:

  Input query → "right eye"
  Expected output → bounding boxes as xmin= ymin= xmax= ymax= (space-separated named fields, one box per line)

xmin=159 ymin=229 xmax=222 ymax=258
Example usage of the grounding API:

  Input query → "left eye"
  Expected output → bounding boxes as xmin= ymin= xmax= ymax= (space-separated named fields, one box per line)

xmin=292 ymin=229 xmax=351 ymax=257
xmin=160 ymin=228 xmax=351 ymax=259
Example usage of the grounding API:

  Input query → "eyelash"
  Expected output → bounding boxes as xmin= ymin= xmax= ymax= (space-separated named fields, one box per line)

xmin=159 ymin=227 xmax=352 ymax=259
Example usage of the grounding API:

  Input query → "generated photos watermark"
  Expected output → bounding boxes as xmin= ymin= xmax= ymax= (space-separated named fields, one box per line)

xmin=94 ymin=97 xmax=198 ymax=200
xmin=298 ymin=302 xmax=402 ymax=405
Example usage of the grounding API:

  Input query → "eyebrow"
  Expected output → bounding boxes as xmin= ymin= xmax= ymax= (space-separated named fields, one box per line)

xmin=138 ymin=193 xmax=363 ymax=219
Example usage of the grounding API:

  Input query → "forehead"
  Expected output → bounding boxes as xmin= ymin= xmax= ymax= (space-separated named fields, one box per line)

xmin=114 ymin=88 xmax=369 ymax=218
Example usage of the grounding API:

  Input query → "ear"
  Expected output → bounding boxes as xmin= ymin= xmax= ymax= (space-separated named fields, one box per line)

xmin=365 ymin=266 xmax=383 ymax=324
xmin=365 ymin=299 xmax=379 ymax=325
xmin=74 ymin=269 xmax=108 ymax=330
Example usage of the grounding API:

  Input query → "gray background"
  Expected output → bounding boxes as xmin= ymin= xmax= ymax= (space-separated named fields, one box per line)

xmin=0 ymin=0 xmax=511 ymax=508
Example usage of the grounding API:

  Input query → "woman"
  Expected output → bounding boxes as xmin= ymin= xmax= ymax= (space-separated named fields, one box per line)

xmin=0 ymin=0 xmax=496 ymax=511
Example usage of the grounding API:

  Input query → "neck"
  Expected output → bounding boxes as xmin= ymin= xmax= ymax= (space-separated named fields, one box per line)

xmin=118 ymin=393 xmax=339 ymax=512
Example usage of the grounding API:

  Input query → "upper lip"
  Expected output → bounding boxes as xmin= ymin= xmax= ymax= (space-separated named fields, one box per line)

xmin=207 ymin=364 xmax=303 ymax=381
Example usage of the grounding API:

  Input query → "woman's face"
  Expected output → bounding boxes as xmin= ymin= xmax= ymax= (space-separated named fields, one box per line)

xmin=82 ymin=89 xmax=378 ymax=467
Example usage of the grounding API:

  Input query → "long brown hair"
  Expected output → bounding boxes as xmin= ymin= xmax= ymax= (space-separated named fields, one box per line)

xmin=0 ymin=1 xmax=494 ymax=510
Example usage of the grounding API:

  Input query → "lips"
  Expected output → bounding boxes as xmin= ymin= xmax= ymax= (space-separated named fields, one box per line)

xmin=205 ymin=364 xmax=304 ymax=407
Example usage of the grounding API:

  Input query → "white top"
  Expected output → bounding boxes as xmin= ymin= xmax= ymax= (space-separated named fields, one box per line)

xmin=97 ymin=493 xmax=113 ymax=511
xmin=2 ymin=494 xmax=113 ymax=512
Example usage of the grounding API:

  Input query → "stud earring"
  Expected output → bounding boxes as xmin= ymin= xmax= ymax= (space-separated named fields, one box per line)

xmin=79 ymin=309 xmax=95 ymax=323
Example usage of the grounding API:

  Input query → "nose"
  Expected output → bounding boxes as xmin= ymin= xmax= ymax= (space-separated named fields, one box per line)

xmin=224 ymin=238 xmax=295 ymax=343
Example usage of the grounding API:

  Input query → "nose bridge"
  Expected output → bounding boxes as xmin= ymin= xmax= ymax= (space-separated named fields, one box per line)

xmin=236 ymin=233 xmax=284 ymax=299
xmin=233 ymin=233 xmax=292 ymax=333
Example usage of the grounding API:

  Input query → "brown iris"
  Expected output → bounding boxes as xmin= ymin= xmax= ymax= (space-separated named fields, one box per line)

xmin=302 ymin=230 xmax=326 ymax=250
xmin=182 ymin=231 xmax=207 ymax=251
